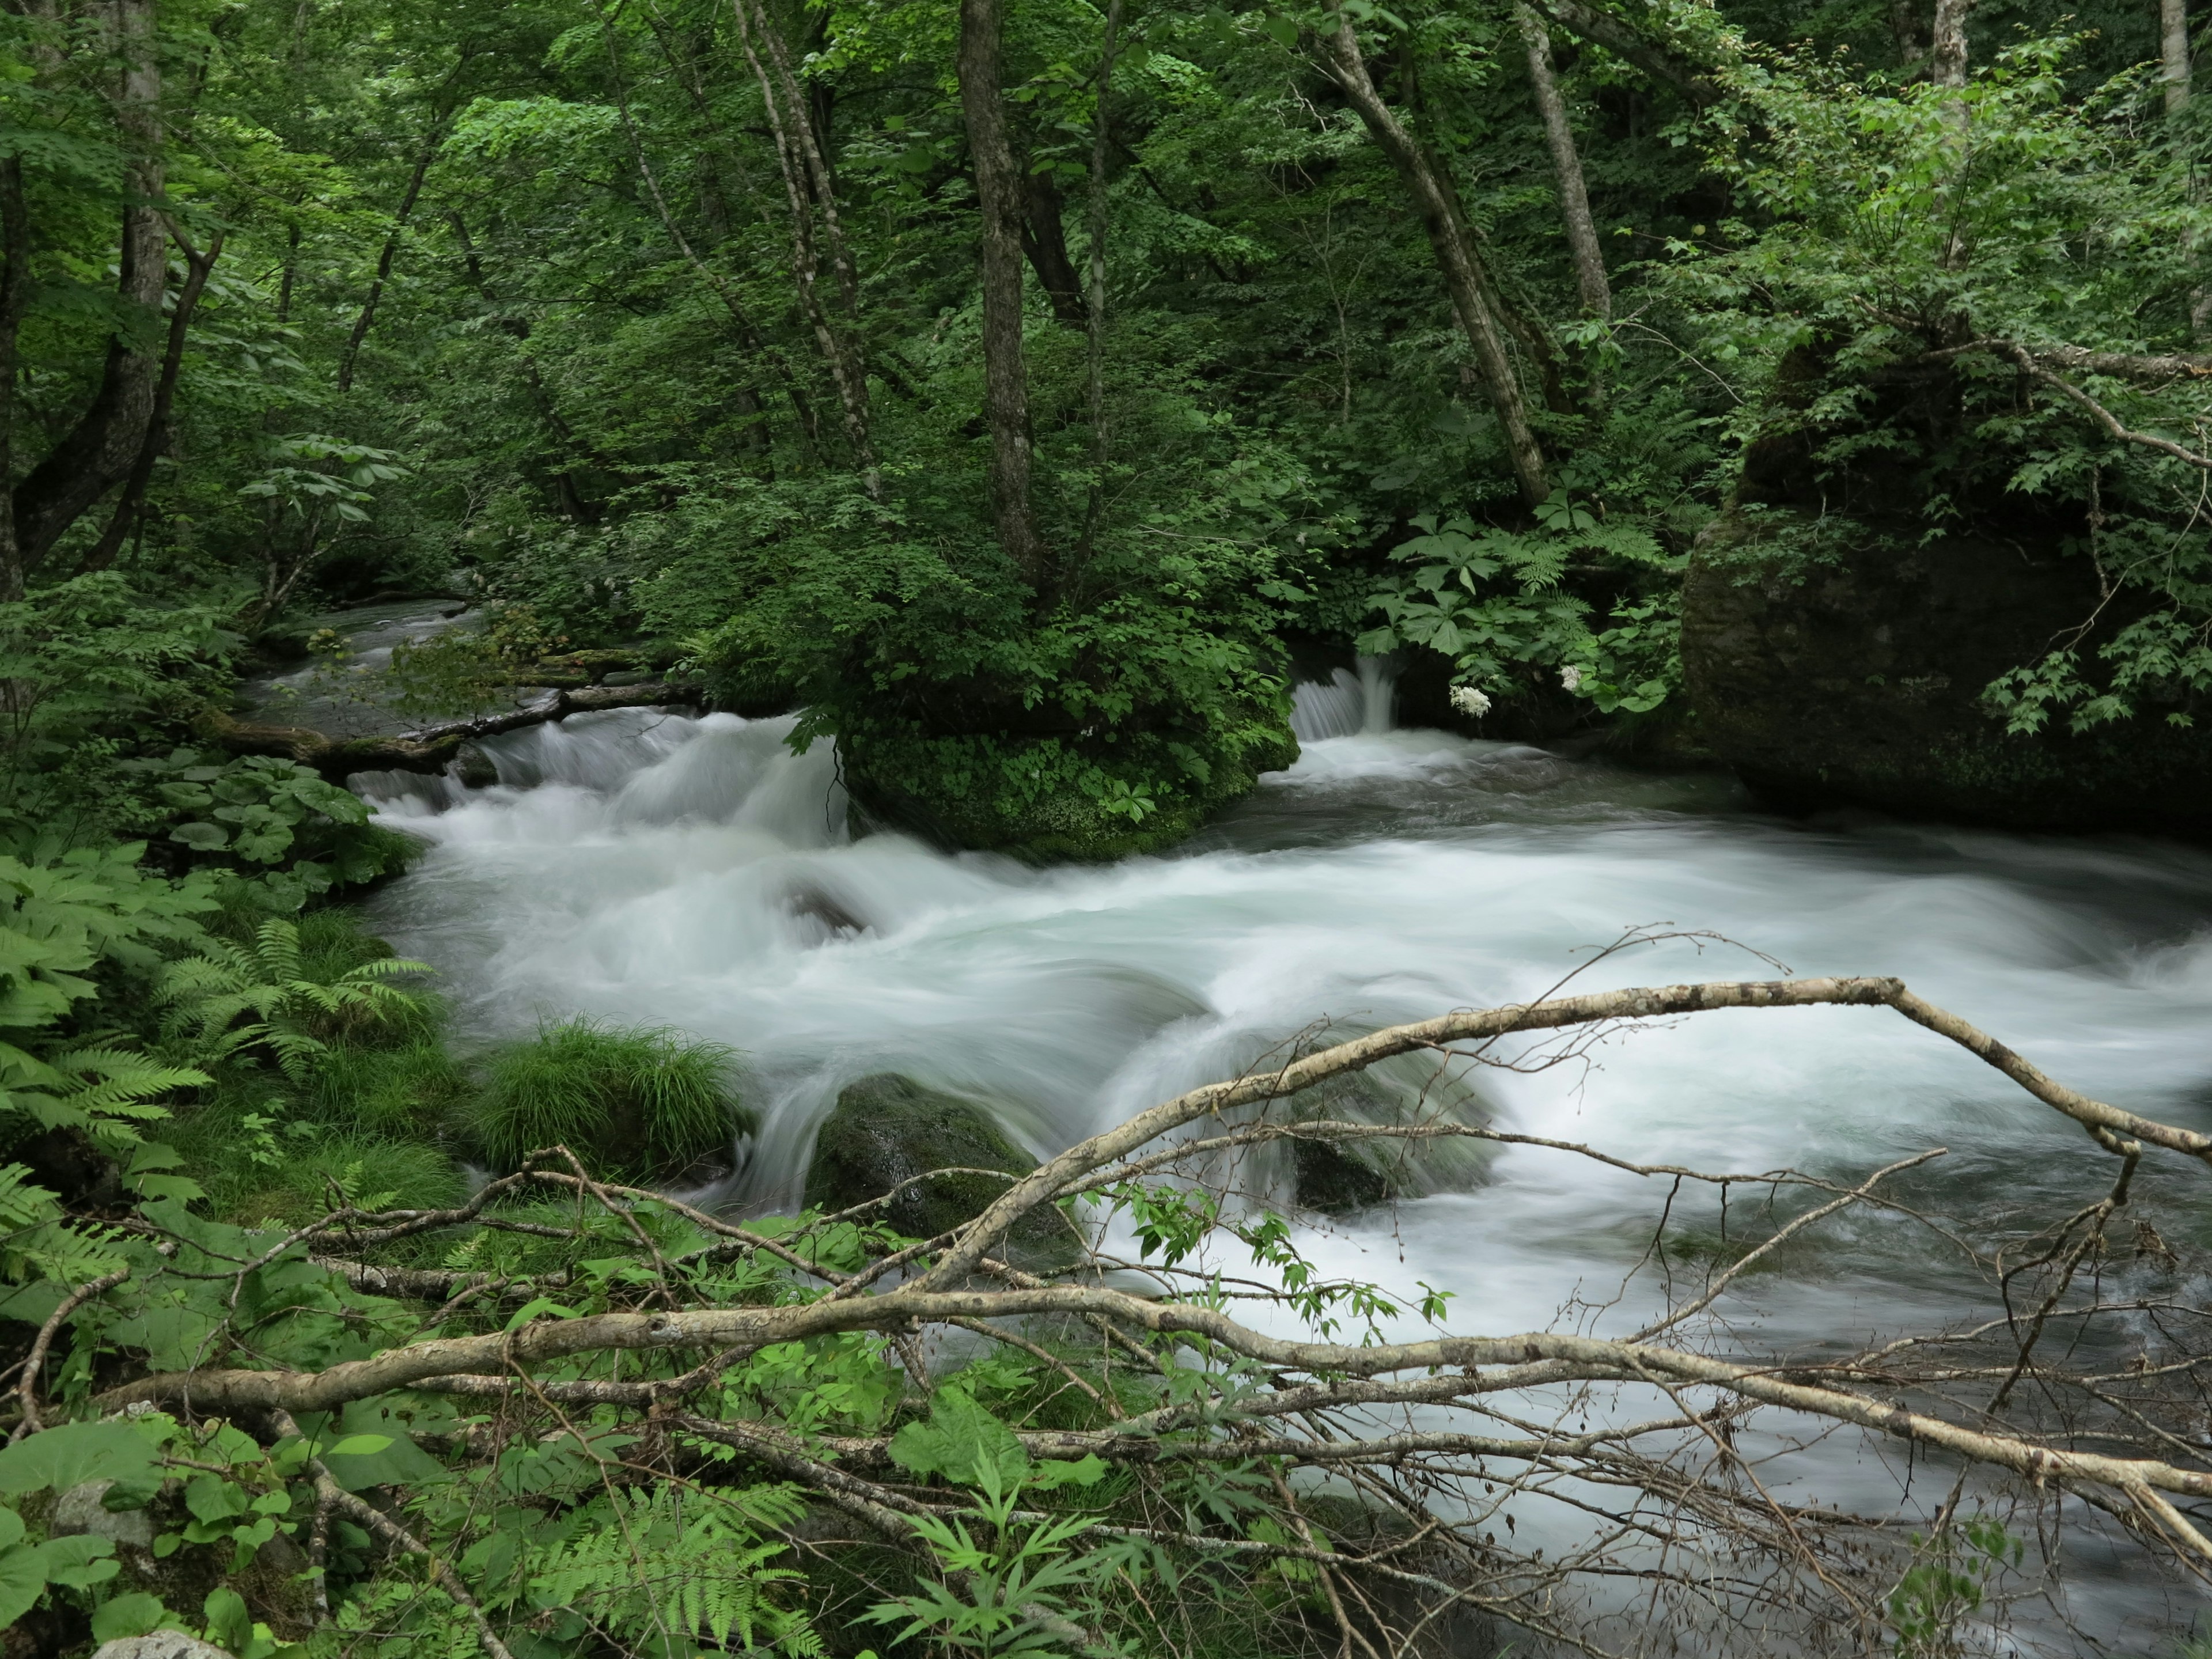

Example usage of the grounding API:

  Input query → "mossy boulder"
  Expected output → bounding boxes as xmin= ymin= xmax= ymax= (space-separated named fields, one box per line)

xmin=838 ymin=717 xmax=1300 ymax=863
xmin=1681 ymin=507 xmax=2212 ymax=834
xmin=804 ymin=1074 xmax=1070 ymax=1253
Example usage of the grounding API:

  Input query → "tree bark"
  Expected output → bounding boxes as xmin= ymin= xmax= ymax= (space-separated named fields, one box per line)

xmin=727 ymin=0 xmax=878 ymax=494
xmin=1517 ymin=6 xmax=1609 ymax=323
xmin=336 ymin=114 xmax=449 ymax=393
xmin=9 ymin=0 xmax=167 ymax=580
xmin=1021 ymin=169 xmax=1088 ymax=327
xmin=1083 ymin=0 xmax=1123 ymax=552
xmin=1315 ymin=6 xmax=1550 ymax=506
xmin=958 ymin=0 xmax=1047 ymax=584
xmin=1931 ymin=0 xmax=1972 ymax=91
xmin=1890 ymin=0 xmax=1926 ymax=66
xmin=1521 ymin=0 xmax=1720 ymax=107
xmin=82 ymin=228 xmax=225 ymax=573
xmin=2165 ymin=0 xmax=2192 ymax=115
xmin=0 ymin=157 xmax=32 ymax=602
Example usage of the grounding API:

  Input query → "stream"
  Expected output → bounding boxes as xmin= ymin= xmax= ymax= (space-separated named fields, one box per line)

xmin=355 ymin=666 xmax=2212 ymax=1650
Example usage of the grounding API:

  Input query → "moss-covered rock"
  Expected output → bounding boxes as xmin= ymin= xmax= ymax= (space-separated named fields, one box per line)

xmin=839 ymin=717 xmax=1300 ymax=863
xmin=1681 ymin=507 xmax=2212 ymax=834
xmin=804 ymin=1074 xmax=1070 ymax=1252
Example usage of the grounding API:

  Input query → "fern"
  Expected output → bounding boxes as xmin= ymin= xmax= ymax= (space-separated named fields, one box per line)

xmin=157 ymin=918 xmax=430 ymax=1081
xmin=0 ymin=1160 xmax=128 ymax=1284
xmin=531 ymin=1486 xmax=823 ymax=1656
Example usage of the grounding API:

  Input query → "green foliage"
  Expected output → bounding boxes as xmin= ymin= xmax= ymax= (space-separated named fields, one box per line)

xmin=1361 ymin=500 xmax=1678 ymax=713
xmin=121 ymin=749 xmax=419 ymax=906
xmin=0 ymin=846 xmax=216 ymax=1156
xmin=1886 ymin=1515 xmax=2022 ymax=1657
xmin=469 ymin=1017 xmax=749 ymax=1180
xmin=157 ymin=916 xmax=430 ymax=1083
xmin=529 ymin=1486 xmax=824 ymax=1657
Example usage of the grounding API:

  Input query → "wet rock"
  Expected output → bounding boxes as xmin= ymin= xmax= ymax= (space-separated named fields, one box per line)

xmin=1681 ymin=511 xmax=2212 ymax=835
xmin=804 ymin=1074 xmax=1070 ymax=1253
xmin=449 ymin=741 xmax=498 ymax=789
xmin=1291 ymin=1134 xmax=1393 ymax=1214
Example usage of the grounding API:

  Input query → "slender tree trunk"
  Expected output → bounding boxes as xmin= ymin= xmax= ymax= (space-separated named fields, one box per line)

xmin=958 ymin=0 xmax=1047 ymax=584
xmin=2165 ymin=0 xmax=2192 ymax=114
xmin=1021 ymin=170 xmax=1088 ymax=327
xmin=1931 ymin=0 xmax=1972 ymax=94
xmin=1082 ymin=0 xmax=1123 ymax=552
xmin=1316 ymin=6 xmax=1549 ymax=505
xmin=10 ymin=0 xmax=168 ymax=576
xmin=1516 ymin=6 xmax=1608 ymax=323
xmin=0 ymin=157 xmax=32 ymax=602
xmin=337 ymin=115 xmax=448 ymax=393
xmin=83 ymin=229 xmax=224 ymax=573
xmin=727 ymin=0 xmax=877 ymax=494
xmin=1891 ymin=0 xmax=1926 ymax=66
xmin=600 ymin=10 xmax=821 ymax=454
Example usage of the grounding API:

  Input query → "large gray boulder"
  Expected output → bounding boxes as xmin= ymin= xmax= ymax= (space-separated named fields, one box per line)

xmin=1681 ymin=510 xmax=2212 ymax=834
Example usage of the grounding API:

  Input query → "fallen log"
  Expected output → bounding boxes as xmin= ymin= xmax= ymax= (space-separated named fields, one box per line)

xmin=198 ymin=681 xmax=703 ymax=782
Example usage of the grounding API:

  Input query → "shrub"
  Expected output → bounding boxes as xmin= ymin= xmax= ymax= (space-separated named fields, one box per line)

xmin=470 ymin=1018 xmax=750 ymax=1181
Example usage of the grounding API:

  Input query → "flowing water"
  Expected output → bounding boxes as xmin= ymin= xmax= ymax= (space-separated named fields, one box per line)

xmin=360 ymin=668 xmax=2212 ymax=1650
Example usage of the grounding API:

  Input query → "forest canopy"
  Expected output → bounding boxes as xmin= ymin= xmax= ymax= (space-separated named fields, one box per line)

xmin=9 ymin=0 xmax=2212 ymax=1654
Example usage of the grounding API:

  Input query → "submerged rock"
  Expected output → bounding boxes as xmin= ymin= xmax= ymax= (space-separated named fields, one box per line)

xmin=804 ymin=1074 xmax=1069 ymax=1252
xmin=1681 ymin=510 xmax=2212 ymax=835
xmin=1290 ymin=1134 xmax=1393 ymax=1214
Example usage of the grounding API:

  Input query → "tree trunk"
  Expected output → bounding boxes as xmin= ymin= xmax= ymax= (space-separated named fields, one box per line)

xmin=82 ymin=229 xmax=225 ymax=574
xmin=728 ymin=0 xmax=878 ymax=494
xmin=1931 ymin=0 xmax=1972 ymax=91
xmin=0 ymin=157 xmax=31 ymax=602
xmin=1516 ymin=5 xmax=1609 ymax=323
xmin=337 ymin=115 xmax=448 ymax=393
xmin=958 ymin=0 xmax=1047 ymax=584
xmin=1021 ymin=169 xmax=1088 ymax=327
xmin=1083 ymin=0 xmax=1123 ymax=552
xmin=9 ymin=0 xmax=167 ymax=580
xmin=1890 ymin=0 xmax=1926 ymax=66
xmin=1316 ymin=6 xmax=1550 ymax=505
xmin=2164 ymin=0 xmax=2192 ymax=114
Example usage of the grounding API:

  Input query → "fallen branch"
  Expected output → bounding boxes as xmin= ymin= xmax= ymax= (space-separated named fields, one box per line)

xmin=199 ymin=681 xmax=702 ymax=781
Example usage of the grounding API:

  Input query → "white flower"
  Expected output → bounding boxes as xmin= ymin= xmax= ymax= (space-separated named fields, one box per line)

xmin=1559 ymin=664 xmax=1585 ymax=693
xmin=1449 ymin=684 xmax=1491 ymax=718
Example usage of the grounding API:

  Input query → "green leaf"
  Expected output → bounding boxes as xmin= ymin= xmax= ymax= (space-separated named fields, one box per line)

xmin=1258 ymin=13 xmax=1298 ymax=47
xmin=35 ymin=1532 xmax=117 ymax=1588
xmin=91 ymin=1590 xmax=169 ymax=1641
xmin=204 ymin=1585 xmax=251 ymax=1652
xmin=0 ymin=1421 xmax=156 ymax=1498
xmin=168 ymin=823 xmax=229 ymax=851
xmin=0 ymin=1542 xmax=46 ymax=1627
xmin=324 ymin=1435 xmax=393 ymax=1458
xmin=887 ymin=1388 xmax=1028 ymax=1489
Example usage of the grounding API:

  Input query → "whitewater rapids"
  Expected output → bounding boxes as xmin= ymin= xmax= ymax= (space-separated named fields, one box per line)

xmin=359 ymin=671 xmax=2212 ymax=1647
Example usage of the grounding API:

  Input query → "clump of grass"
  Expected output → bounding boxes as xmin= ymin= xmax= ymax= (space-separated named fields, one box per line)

xmin=469 ymin=1018 xmax=751 ymax=1182
xmin=224 ymin=1132 xmax=467 ymax=1229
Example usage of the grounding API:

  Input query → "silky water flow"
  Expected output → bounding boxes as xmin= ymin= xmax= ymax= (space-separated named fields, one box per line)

xmin=358 ymin=669 xmax=2212 ymax=1648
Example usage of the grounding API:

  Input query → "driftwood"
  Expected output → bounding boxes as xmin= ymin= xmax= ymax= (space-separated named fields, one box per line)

xmin=199 ymin=681 xmax=702 ymax=781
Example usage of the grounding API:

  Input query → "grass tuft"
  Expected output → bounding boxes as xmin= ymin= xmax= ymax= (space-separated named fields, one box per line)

xmin=469 ymin=1018 xmax=751 ymax=1182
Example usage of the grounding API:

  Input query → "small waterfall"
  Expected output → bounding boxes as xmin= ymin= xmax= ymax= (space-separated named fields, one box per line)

xmin=1289 ymin=656 xmax=1396 ymax=743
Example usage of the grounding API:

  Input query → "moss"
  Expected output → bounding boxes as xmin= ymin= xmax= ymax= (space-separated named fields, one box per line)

xmin=468 ymin=1017 xmax=752 ymax=1182
xmin=804 ymin=1074 xmax=1071 ymax=1253
xmin=842 ymin=717 xmax=1298 ymax=863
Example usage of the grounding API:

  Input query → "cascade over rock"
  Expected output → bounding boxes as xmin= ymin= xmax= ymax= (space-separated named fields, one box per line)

xmin=803 ymin=1073 xmax=1070 ymax=1252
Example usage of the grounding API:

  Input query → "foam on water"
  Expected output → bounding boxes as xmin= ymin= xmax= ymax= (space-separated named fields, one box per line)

xmin=361 ymin=680 xmax=2212 ymax=1646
